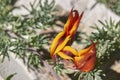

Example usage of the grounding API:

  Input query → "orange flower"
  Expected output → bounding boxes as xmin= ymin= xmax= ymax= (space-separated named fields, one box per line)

xmin=50 ymin=9 xmax=83 ymax=61
xmin=57 ymin=43 xmax=97 ymax=72
xmin=74 ymin=43 xmax=96 ymax=72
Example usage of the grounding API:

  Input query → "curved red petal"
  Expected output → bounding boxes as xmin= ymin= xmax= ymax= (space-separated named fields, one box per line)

xmin=78 ymin=55 xmax=96 ymax=72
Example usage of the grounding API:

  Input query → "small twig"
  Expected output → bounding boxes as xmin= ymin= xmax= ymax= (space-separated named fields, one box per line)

xmin=43 ymin=60 xmax=61 ymax=80
xmin=5 ymin=29 xmax=24 ymax=39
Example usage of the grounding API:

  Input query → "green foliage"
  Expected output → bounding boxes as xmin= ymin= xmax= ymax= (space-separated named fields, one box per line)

xmin=0 ymin=0 xmax=55 ymax=69
xmin=11 ymin=39 xmax=28 ymax=58
xmin=97 ymin=0 xmax=120 ymax=16
xmin=21 ymin=0 xmax=55 ymax=30
xmin=81 ymin=19 xmax=120 ymax=80
xmin=0 ymin=29 xmax=10 ymax=61
xmin=28 ymin=53 xmax=42 ymax=68
xmin=53 ymin=62 xmax=64 ymax=75
xmin=74 ymin=69 xmax=104 ymax=80
xmin=0 ymin=0 xmax=17 ymax=26
xmin=90 ymin=19 xmax=120 ymax=63
xmin=112 ymin=0 xmax=120 ymax=15
xmin=29 ymin=35 xmax=49 ymax=48
xmin=4 ymin=73 xmax=17 ymax=80
xmin=57 ymin=19 xmax=120 ymax=80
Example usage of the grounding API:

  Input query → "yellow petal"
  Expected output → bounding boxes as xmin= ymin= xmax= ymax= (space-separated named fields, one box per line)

xmin=63 ymin=9 xmax=73 ymax=33
xmin=78 ymin=43 xmax=96 ymax=56
xmin=74 ymin=56 xmax=86 ymax=64
xmin=54 ymin=35 xmax=71 ymax=54
xmin=63 ymin=46 xmax=78 ymax=56
xmin=69 ymin=12 xmax=84 ymax=35
xmin=50 ymin=31 xmax=65 ymax=56
xmin=65 ymin=10 xmax=79 ymax=35
xmin=57 ymin=51 xmax=73 ymax=60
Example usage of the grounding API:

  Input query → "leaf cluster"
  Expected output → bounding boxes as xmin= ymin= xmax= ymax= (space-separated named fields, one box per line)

xmin=0 ymin=0 xmax=55 ymax=69
xmin=90 ymin=19 xmax=120 ymax=62
xmin=74 ymin=69 xmax=104 ymax=80
xmin=97 ymin=0 xmax=120 ymax=16
xmin=80 ymin=19 xmax=120 ymax=80
xmin=57 ymin=19 xmax=120 ymax=80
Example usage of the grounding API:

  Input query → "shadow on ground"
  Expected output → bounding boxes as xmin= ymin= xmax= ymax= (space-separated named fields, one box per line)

xmin=102 ymin=51 xmax=120 ymax=80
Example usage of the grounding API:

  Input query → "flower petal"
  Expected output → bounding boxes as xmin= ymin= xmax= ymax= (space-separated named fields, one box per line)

xmin=64 ymin=9 xmax=74 ymax=35
xmin=66 ymin=10 xmax=79 ymax=34
xmin=71 ymin=10 xmax=79 ymax=24
xmin=78 ymin=55 xmax=96 ymax=72
xmin=74 ymin=56 xmax=86 ymax=69
xmin=57 ymin=51 xmax=73 ymax=60
xmin=54 ymin=35 xmax=71 ymax=54
xmin=78 ymin=42 xmax=96 ymax=56
xmin=50 ymin=31 xmax=65 ymax=56
xmin=63 ymin=46 xmax=78 ymax=56
xmin=69 ymin=12 xmax=84 ymax=35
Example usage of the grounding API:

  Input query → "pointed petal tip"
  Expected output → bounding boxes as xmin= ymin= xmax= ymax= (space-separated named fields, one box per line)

xmin=79 ymin=11 xmax=84 ymax=19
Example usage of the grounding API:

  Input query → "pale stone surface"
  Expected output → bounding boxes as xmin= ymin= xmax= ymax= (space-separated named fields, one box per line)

xmin=74 ymin=0 xmax=120 ymax=75
xmin=0 ymin=75 xmax=3 ymax=80
xmin=75 ymin=0 xmax=120 ymax=34
xmin=55 ymin=0 xmax=74 ymax=11
xmin=12 ymin=0 xmax=74 ymax=15
xmin=0 ymin=54 xmax=33 ymax=80
xmin=72 ymin=0 xmax=120 ymax=50
xmin=111 ymin=60 xmax=120 ymax=73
